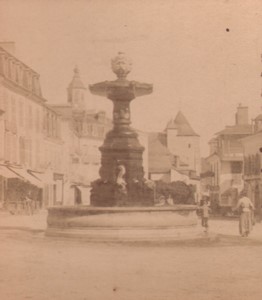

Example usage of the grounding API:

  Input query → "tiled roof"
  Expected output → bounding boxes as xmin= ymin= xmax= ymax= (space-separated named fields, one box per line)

xmin=166 ymin=111 xmax=199 ymax=136
xmin=215 ymin=124 xmax=252 ymax=135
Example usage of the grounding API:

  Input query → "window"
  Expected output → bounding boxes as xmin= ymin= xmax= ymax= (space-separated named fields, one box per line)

xmin=52 ymin=115 xmax=57 ymax=137
xmin=5 ymin=132 xmax=11 ymax=161
xmin=11 ymin=134 xmax=17 ymax=163
xmin=7 ymin=59 xmax=11 ymax=78
xmin=26 ymin=139 xmax=32 ymax=167
xmin=87 ymin=124 xmax=92 ymax=135
xmin=11 ymin=97 xmax=16 ymax=126
xmin=35 ymin=108 xmax=39 ymax=132
xmin=19 ymin=101 xmax=23 ymax=127
xmin=26 ymin=105 xmax=32 ymax=129
xmin=0 ymin=54 xmax=3 ymax=74
xmin=35 ymin=140 xmax=40 ymax=168
xmin=4 ymin=92 xmax=9 ymax=121
xmin=28 ymin=72 xmax=32 ymax=90
xmin=46 ymin=112 xmax=50 ymax=135
xmin=0 ymin=87 xmax=3 ymax=111
xmin=231 ymin=161 xmax=242 ymax=174
xmin=15 ymin=64 xmax=19 ymax=83
xmin=97 ymin=126 xmax=104 ymax=137
xmin=19 ymin=137 xmax=26 ymax=165
xmin=23 ymin=70 xmax=28 ymax=88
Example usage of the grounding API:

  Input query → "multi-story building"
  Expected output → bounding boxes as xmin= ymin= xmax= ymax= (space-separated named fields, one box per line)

xmin=241 ymin=113 xmax=262 ymax=218
xmin=0 ymin=43 xmax=63 ymax=207
xmin=205 ymin=105 xmax=252 ymax=212
xmin=51 ymin=67 xmax=112 ymax=205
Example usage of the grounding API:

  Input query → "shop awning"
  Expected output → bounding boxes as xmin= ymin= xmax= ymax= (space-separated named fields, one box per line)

xmin=0 ymin=165 xmax=21 ymax=179
xmin=29 ymin=171 xmax=55 ymax=185
xmin=8 ymin=167 xmax=43 ymax=188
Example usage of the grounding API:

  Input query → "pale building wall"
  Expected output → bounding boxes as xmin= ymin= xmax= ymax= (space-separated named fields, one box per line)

xmin=0 ymin=84 xmax=63 ymax=174
xmin=0 ymin=84 xmax=46 ymax=169
xmin=167 ymin=130 xmax=201 ymax=175
xmin=79 ymin=137 xmax=102 ymax=183
xmin=0 ymin=114 xmax=4 ymax=160
xmin=0 ymin=85 xmax=5 ymax=160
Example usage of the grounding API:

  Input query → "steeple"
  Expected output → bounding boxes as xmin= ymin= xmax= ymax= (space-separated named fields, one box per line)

xmin=67 ymin=66 xmax=86 ymax=111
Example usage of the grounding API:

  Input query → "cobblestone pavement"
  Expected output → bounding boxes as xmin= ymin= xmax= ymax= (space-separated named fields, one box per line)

xmin=0 ymin=229 xmax=262 ymax=300
xmin=1 ymin=211 xmax=262 ymax=300
xmin=0 ymin=209 xmax=47 ymax=231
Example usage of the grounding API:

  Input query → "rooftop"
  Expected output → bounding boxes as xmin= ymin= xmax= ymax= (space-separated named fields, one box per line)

xmin=165 ymin=111 xmax=199 ymax=136
xmin=215 ymin=124 xmax=252 ymax=135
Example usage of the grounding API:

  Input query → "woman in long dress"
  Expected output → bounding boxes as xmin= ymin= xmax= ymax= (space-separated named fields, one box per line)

xmin=236 ymin=193 xmax=254 ymax=237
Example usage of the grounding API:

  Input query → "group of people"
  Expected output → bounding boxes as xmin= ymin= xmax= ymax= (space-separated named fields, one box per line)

xmin=198 ymin=191 xmax=255 ymax=237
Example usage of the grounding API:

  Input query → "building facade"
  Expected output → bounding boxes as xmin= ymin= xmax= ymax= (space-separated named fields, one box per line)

xmin=204 ymin=105 xmax=252 ymax=212
xmin=0 ymin=43 xmax=64 ymax=208
xmin=148 ymin=111 xmax=201 ymax=200
xmin=165 ymin=111 xmax=201 ymax=177
xmin=241 ymin=113 xmax=262 ymax=218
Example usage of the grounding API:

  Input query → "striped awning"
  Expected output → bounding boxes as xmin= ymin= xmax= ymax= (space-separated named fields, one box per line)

xmin=7 ymin=167 xmax=43 ymax=188
xmin=0 ymin=165 xmax=21 ymax=179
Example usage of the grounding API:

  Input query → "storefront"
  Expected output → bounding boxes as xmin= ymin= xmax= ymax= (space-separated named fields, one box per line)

xmin=0 ymin=164 xmax=20 ymax=206
xmin=0 ymin=164 xmax=44 ymax=213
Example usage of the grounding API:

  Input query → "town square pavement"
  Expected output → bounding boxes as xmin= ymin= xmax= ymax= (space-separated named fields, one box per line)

xmin=1 ymin=210 xmax=262 ymax=300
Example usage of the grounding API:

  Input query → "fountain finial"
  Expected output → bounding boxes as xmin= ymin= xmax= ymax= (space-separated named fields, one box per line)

xmin=111 ymin=52 xmax=132 ymax=79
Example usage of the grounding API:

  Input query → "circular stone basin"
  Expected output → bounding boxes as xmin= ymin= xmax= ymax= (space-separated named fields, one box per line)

xmin=47 ymin=205 xmax=198 ymax=228
xmin=46 ymin=205 xmax=201 ymax=242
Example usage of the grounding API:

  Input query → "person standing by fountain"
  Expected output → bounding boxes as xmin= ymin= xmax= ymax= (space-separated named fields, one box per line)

xmin=199 ymin=195 xmax=210 ymax=232
xmin=236 ymin=191 xmax=254 ymax=237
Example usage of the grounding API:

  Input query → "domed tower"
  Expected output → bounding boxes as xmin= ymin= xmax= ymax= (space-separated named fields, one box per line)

xmin=67 ymin=67 xmax=86 ymax=111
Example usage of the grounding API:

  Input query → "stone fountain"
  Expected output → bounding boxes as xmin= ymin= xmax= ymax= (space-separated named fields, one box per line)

xmin=46 ymin=53 xmax=199 ymax=242
xmin=89 ymin=52 xmax=154 ymax=207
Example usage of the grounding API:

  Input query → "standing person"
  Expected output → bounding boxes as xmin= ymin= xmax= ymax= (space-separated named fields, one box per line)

xmin=236 ymin=192 xmax=254 ymax=237
xmin=199 ymin=196 xmax=210 ymax=232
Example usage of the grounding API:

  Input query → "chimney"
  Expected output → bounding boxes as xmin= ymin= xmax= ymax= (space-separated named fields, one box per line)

xmin=235 ymin=104 xmax=248 ymax=125
xmin=0 ymin=42 xmax=16 ymax=55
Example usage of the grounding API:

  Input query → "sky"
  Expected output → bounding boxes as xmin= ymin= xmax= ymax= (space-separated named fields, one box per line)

xmin=1 ymin=0 xmax=262 ymax=156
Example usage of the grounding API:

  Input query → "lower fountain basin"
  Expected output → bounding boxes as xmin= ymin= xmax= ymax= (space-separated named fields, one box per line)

xmin=45 ymin=205 xmax=208 ymax=242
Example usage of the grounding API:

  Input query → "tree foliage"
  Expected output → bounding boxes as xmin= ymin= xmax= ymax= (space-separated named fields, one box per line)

xmin=155 ymin=180 xmax=195 ymax=204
